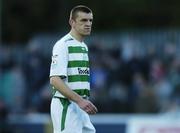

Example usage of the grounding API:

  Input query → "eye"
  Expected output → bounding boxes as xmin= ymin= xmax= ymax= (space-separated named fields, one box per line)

xmin=89 ymin=19 xmax=93 ymax=22
xmin=81 ymin=19 xmax=93 ymax=22
xmin=81 ymin=19 xmax=88 ymax=22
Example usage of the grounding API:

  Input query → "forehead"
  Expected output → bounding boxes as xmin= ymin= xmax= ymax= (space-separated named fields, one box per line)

xmin=76 ymin=12 xmax=93 ymax=20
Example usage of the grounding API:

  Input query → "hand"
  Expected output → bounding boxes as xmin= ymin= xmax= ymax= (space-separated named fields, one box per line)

xmin=77 ymin=99 xmax=98 ymax=114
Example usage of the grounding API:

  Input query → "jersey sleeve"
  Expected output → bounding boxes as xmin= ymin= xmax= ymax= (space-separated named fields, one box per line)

xmin=49 ymin=41 xmax=68 ymax=77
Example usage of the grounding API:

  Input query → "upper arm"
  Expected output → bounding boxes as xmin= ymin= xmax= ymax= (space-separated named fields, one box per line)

xmin=49 ymin=42 xmax=68 ymax=77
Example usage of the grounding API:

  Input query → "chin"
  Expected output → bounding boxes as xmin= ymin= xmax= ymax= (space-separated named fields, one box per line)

xmin=85 ymin=32 xmax=91 ymax=35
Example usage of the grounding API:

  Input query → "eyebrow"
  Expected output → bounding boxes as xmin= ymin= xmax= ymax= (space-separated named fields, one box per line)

xmin=81 ymin=18 xmax=93 ymax=22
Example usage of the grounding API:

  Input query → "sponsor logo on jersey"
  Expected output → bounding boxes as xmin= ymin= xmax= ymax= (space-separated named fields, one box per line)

xmin=78 ymin=68 xmax=90 ymax=75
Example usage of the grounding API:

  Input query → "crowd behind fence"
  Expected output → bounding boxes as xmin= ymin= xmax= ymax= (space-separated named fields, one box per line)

xmin=0 ymin=30 xmax=180 ymax=117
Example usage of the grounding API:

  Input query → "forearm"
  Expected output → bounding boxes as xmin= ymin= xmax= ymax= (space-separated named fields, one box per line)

xmin=50 ymin=76 xmax=83 ymax=103
xmin=50 ymin=76 xmax=97 ymax=114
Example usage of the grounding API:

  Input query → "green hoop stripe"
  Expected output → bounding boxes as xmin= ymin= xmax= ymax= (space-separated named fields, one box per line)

xmin=68 ymin=61 xmax=89 ymax=67
xmin=73 ymin=89 xmax=90 ymax=97
xmin=68 ymin=46 xmax=87 ymax=53
xmin=68 ymin=75 xmax=90 ymax=82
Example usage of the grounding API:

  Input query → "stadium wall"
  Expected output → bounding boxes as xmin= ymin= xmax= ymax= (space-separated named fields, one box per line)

xmin=8 ymin=114 xmax=180 ymax=133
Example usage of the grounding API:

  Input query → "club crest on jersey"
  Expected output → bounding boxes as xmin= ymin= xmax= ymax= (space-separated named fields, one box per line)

xmin=52 ymin=59 xmax=57 ymax=65
xmin=78 ymin=68 xmax=90 ymax=75
xmin=51 ymin=55 xmax=58 ymax=65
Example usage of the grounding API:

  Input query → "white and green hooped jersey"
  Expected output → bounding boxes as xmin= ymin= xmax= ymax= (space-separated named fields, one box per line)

xmin=50 ymin=34 xmax=90 ymax=98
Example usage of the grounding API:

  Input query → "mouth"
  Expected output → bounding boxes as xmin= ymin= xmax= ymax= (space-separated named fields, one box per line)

xmin=84 ymin=28 xmax=91 ymax=32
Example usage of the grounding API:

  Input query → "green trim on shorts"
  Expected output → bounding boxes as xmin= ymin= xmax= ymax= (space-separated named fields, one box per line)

xmin=60 ymin=98 xmax=70 ymax=131
xmin=53 ymin=96 xmax=70 ymax=131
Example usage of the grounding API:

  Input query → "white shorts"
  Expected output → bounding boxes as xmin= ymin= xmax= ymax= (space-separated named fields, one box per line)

xmin=51 ymin=97 xmax=96 ymax=133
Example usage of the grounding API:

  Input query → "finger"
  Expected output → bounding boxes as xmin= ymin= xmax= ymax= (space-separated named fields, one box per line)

xmin=84 ymin=101 xmax=98 ymax=114
xmin=84 ymin=105 xmax=95 ymax=114
xmin=87 ymin=108 xmax=95 ymax=114
xmin=93 ymin=107 xmax=98 ymax=114
xmin=89 ymin=105 xmax=97 ymax=114
xmin=89 ymin=103 xmax=98 ymax=113
xmin=92 ymin=105 xmax=98 ymax=112
xmin=85 ymin=107 xmax=91 ymax=114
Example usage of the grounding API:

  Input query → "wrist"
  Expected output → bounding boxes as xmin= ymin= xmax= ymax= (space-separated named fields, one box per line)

xmin=74 ymin=95 xmax=84 ymax=104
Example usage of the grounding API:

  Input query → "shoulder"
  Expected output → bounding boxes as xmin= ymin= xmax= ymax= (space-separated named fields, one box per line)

xmin=53 ymin=34 xmax=73 ymax=49
xmin=82 ymin=42 xmax=89 ymax=50
xmin=82 ymin=41 xmax=88 ymax=47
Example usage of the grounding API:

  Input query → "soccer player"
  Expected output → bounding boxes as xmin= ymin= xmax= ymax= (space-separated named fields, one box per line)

xmin=49 ymin=5 xmax=98 ymax=133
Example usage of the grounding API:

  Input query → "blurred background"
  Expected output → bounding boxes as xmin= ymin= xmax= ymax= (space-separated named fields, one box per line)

xmin=0 ymin=0 xmax=180 ymax=133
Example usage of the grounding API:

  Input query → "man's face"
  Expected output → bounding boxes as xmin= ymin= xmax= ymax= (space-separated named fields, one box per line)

xmin=71 ymin=12 xmax=93 ymax=36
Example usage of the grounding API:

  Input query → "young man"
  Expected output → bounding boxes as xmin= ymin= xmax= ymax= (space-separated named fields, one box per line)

xmin=49 ymin=5 xmax=98 ymax=133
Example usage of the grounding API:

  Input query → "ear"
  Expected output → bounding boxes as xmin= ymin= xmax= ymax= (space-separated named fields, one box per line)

xmin=69 ymin=19 xmax=73 ymax=26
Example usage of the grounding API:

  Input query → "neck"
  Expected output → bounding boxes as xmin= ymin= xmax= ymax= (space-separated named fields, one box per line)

xmin=69 ymin=29 xmax=84 ymax=42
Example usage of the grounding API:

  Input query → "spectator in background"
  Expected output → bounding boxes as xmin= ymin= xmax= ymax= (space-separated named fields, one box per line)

xmin=0 ymin=46 xmax=26 ymax=113
xmin=132 ymin=73 xmax=159 ymax=113
xmin=0 ymin=99 xmax=11 ymax=133
xmin=23 ymin=43 xmax=49 ymax=112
